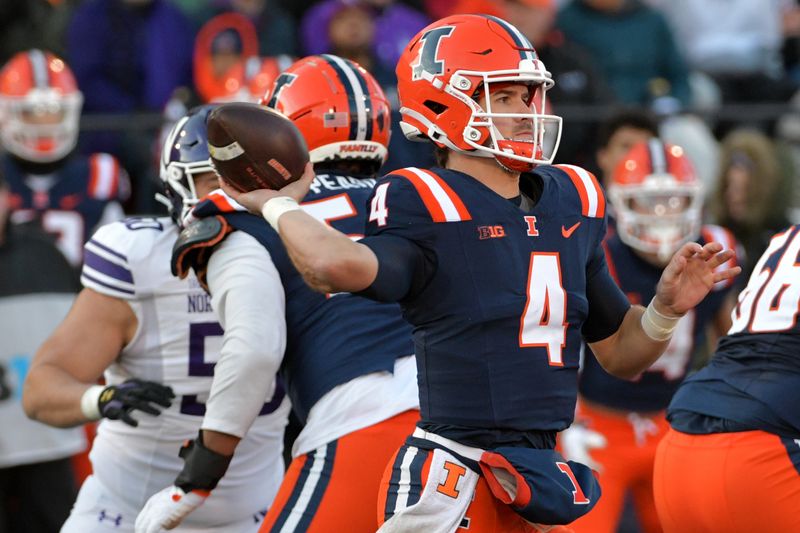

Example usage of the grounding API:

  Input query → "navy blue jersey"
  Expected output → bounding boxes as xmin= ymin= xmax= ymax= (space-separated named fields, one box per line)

xmin=3 ymin=153 xmax=128 ymax=266
xmin=668 ymin=224 xmax=800 ymax=438
xmin=193 ymin=173 xmax=414 ymax=423
xmin=361 ymin=165 xmax=631 ymax=438
xmin=579 ymin=226 xmax=737 ymax=412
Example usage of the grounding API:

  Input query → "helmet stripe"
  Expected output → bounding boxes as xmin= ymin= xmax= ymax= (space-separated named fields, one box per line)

xmin=648 ymin=138 xmax=667 ymax=174
xmin=345 ymin=59 xmax=374 ymax=141
xmin=321 ymin=54 xmax=367 ymax=141
xmin=28 ymin=49 xmax=50 ymax=89
xmin=483 ymin=16 xmax=537 ymax=62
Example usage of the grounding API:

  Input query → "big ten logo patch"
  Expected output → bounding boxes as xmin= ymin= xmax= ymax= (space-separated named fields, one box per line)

xmin=437 ymin=461 xmax=467 ymax=498
xmin=477 ymin=225 xmax=506 ymax=240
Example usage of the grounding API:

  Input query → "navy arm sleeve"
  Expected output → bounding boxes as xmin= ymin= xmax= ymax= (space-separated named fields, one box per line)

xmin=582 ymin=245 xmax=631 ymax=343
xmin=357 ymin=235 xmax=436 ymax=303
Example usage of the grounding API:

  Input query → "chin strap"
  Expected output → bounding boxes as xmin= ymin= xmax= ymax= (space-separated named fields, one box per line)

xmin=495 ymin=140 xmax=541 ymax=173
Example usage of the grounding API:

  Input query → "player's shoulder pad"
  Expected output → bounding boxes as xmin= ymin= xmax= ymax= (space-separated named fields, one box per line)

xmin=171 ymin=215 xmax=234 ymax=292
xmin=87 ymin=152 xmax=131 ymax=202
xmin=544 ymin=164 xmax=606 ymax=219
xmin=381 ymin=166 xmax=472 ymax=223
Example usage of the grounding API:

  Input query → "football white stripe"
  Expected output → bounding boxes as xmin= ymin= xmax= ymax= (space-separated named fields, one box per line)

xmin=560 ymin=164 xmax=600 ymax=217
xmin=648 ymin=138 xmax=667 ymax=174
xmin=278 ymin=444 xmax=328 ymax=533
xmin=393 ymin=446 xmax=420 ymax=514
xmin=93 ymin=154 xmax=116 ymax=200
xmin=28 ymin=49 xmax=49 ymax=89
xmin=84 ymin=240 xmax=130 ymax=269
xmin=81 ymin=266 xmax=135 ymax=293
xmin=407 ymin=167 xmax=463 ymax=222
xmin=325 ymin=54 xmax=367 ymax=141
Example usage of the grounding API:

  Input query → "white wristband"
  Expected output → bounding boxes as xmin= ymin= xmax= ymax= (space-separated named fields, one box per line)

xmin=640 ymin=298 xmax=681 ymax=341
xmin=261 ymin=196 xmax=301 ymax=232
xmin=80 ymin=385 xmax=105 ymax=420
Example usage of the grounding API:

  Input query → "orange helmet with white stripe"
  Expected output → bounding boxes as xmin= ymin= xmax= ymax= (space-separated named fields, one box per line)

xmin=609 ymin=139 xmax=704 ymax=260
xmin=395 ymin=14 xmax=561 ymax=171
xmin=260 ymin=54 xmax=391 ymax=171
xmin=0 ymin=49 xmax=83 ymax=163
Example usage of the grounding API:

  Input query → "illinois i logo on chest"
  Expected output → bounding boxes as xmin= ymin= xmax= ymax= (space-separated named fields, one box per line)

xmin=524 ymin=215 xmax=539 ymax=237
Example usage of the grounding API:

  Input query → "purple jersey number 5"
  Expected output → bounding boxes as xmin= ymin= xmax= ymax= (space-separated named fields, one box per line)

xmin=180 ymin=321 xmax=285 ymax=416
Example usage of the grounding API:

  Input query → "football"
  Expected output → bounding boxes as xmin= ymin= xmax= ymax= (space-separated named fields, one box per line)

xmin=206 ymin=102 xmax=309 ymax=192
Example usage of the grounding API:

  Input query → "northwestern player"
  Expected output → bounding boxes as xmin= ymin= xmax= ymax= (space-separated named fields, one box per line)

xmin=653 ymin=224 xmax=800 ymax=532
xmin=564 ymin=139 xmax=739 ymax=533
xmin=0 ymin=49 xmax=129 ymax=267
xmin=223 ymin=15 xmax=739 ymax=531
xmin=156 ymin=54 xmax=419 ymax=533
xmin=23 ymin=106 xmax=289 ymax=533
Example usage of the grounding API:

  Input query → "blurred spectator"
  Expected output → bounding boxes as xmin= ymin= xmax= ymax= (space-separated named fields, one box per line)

xmin=67 ymin=0 xmax=194 ymax=115
xmin=193 ymin=12 xmax=292 ymax=103
xmin=0 ymin=50 xmax=130 ymax=268
xmin=595 ymin=107 xmax=659 ymax=188
xmin=782 ymin=0 xmax=800 ymax=84
xmin=156 ymin=12 xmax=292 ymax=188
xmin=0 ymin=0 xmax=76 ymax=65
xmin=648 ymin=0 xmax=797 ymax=110
xmin=557 ymin=0 xmax=691 ymax=112
xmin=301 ymin=0 xmax=428 ymax=80
xmin=66 ymin=0 xmax=193 ymax=212
xmin=660 ymin=113 xmax=720 ymax=192
xmin=0 ymin=166 xmax=85 ymax=533
xmin=710 ymin=129 xmax=794 ymax=279
xmin=503 ymin=0 xmax=616 ymax=169
xmin=224 ymin=0 xmax=299 ymax=56
xmin=169 ymin=0 xmax=298 ymax=56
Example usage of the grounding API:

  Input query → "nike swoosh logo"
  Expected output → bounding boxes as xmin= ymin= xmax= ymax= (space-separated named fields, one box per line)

xmin=561 ymin=221 xmax=581 ymax=238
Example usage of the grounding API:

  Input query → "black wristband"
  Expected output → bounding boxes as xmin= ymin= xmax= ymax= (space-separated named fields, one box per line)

xmin=174 ymin=433 xmax=233 ymax=492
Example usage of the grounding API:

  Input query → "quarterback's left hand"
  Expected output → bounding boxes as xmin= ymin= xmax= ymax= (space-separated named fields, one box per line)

xmin=135 ymin=486 xmax=209 ymax=532
xmin=654 ymin=241 xmax=741 ymax=316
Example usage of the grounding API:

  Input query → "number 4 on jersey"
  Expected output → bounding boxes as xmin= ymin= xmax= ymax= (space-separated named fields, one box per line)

xmin=369 ymin=183 xmax=390 ymax=227
xmin=519 ymin=252 xmax=568 ymax=366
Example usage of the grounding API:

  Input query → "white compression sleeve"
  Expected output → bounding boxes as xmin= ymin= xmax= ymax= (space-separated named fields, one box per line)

xmin=202 ymin=231 xmax=287 ymax=437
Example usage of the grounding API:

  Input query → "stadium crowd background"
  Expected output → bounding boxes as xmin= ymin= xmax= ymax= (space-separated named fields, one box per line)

xmin=3 ymin=0 xmax=800 ymax=229
xmin=1 ymin=0 xmax=800 ymax=532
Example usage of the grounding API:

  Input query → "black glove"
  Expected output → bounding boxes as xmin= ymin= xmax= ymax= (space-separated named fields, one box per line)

xmin=174 ymin=433 xmax=234 ymax=492
xmin=98 ymin=379 xmax=175 ymax=427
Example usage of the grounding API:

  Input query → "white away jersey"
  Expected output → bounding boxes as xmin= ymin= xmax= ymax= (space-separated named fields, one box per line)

xmin=80 ymin=217 xmax=289 ymax=528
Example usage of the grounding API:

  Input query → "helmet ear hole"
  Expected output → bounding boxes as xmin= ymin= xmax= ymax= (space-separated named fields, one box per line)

xmin=424 ymin=100 xmax=448 ymax=115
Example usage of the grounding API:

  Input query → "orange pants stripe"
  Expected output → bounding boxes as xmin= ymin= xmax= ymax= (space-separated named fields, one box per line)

xmin=653 ymin=428 xmax=800 ymax=533
xmin=567 ymin=404 xmax=667 ymax=533
xmin=260 ymin=409 xmax=418 ymax=533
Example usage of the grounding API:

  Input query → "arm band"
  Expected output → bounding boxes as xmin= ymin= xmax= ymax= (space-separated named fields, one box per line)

xmin=358 ymin=235 xmax=433 ymax=302
xmin=261 ymin=197 xmax=301 ymax=232
xmin=640 ymin=298 xmax=681 ymax=341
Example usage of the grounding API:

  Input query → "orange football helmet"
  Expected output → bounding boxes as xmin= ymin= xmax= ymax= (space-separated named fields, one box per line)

xmin=246 ymin=55 xmax=293 ymax=103
xmin=609 ymin=139 xmax=704 ymax=260
xmin=260 ymin=54 xmax=390 ymax=167
xmin=0 ymin=49 xmax=83 ymax=163
xmin=395 ymin=14 xmax=561 ymax=171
